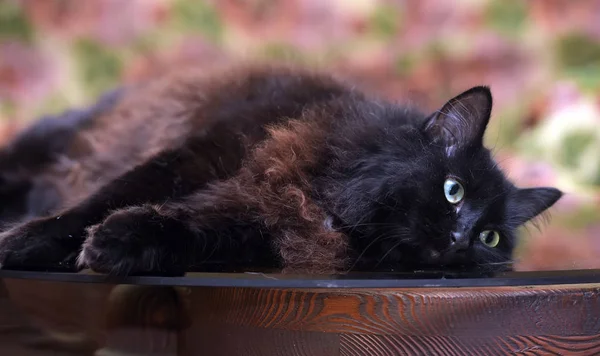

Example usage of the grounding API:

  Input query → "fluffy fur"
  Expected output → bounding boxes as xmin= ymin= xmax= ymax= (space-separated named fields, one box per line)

xmin=0 ymin=63 xmax=562 ymax=275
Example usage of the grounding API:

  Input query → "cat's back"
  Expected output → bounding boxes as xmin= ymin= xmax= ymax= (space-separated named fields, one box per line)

xmin=88 ymin=62 xmax=351 ymax=153
xmin=46 ymin=63 xmax=353 ymax=202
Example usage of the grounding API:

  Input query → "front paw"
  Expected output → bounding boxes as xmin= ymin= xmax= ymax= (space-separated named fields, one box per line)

xmin=78 ymin=206 xmax=192 ymax=276
xmin=0 ymin=217 xmax=83 ymax=271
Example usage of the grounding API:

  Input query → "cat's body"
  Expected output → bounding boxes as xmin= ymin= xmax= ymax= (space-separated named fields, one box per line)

xmin=0 ymin=63 xmax=562 ymax=275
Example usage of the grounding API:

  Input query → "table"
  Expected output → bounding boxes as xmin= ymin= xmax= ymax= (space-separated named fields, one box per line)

xmin=1 ymin=269 xmax=600 ymax=355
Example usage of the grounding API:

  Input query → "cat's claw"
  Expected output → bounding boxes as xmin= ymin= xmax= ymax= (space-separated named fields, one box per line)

xmin=79 ymin=205 xmax=189 ymax=276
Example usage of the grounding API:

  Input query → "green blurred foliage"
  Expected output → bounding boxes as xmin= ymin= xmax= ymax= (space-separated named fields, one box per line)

xmin=369 ymin=4 xmax=402 ymax=39
xmin=556 ymin=33 xmax=600 ymax=91
xmin=261 ymin=42 xmax=308 ymax=63
xmin=73 ymin=39 xmax=123 ymax=98
xmin=560 ymin=131 xmax=596 ymax=169
xmin=0 ymin=1 xmax=33 ymax=41
xmin=171 ymin=0 xmax=223 ymax=42
xmin=557 ymin=204 xmax=600 ymax=229
xmin=393 ymin=54 xmax=416 ymax=76
xmin=485 ymin=0 xmax=528 ymax=37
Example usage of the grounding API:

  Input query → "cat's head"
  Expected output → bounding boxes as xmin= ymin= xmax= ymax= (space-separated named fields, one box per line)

xmin=322 ymin=86 xmax=562 ymax=272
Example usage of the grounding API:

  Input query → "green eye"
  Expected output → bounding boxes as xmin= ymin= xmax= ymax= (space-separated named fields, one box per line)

xmin=443 ymin=178 xmax=464 ymax=204
xmin=479 ymin=230 xmax=500 ymax=248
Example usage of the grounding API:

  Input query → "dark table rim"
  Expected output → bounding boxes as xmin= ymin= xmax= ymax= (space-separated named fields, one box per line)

xmin=2 ymin=269 xmax=600 ymax=288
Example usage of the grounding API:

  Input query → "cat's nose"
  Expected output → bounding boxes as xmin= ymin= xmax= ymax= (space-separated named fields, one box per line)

xmin=450 ymin=232 xmax=469 ymax=250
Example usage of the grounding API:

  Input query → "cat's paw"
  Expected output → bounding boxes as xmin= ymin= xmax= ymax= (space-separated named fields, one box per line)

xmin=0 ymin=217 xmax=83 ymax=271
xmin=78 ymin=206 xmax=191 ymax=276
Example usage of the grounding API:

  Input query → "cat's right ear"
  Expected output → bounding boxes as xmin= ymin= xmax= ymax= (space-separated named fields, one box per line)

xmin=422 ymin=86 xmax=493 ymax=155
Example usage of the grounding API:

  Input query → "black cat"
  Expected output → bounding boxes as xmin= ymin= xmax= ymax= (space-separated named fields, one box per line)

xmin=0 ymin=64 xmax=562 ymax=275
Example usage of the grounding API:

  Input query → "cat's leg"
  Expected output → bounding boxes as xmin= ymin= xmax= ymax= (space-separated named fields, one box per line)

xmin=0 ymin=88 xmax=125 ymax=227
xmin=0 ymin=137 xmax=245 ymax=270
xmin=78 ymin=185 xmax=272 ymax=276
xmin=79 ymin=205 xmax=202 ymax=276
xmin=78 ymin=180 xmax=348 ymax=276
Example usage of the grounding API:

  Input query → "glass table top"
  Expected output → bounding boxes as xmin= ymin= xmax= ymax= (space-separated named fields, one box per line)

xmin=1 ymin=268 xmax=600 ymax=288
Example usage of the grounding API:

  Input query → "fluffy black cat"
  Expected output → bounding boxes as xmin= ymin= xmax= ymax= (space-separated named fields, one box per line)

xmin=0 ymin=64 xmax=562 ymax=275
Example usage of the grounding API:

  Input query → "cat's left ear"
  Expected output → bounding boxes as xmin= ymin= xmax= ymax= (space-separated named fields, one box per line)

xmin=423 ymin=86 xmax=492 ymax=154
xmin=506 ymin=187 xmax=563 ymax=226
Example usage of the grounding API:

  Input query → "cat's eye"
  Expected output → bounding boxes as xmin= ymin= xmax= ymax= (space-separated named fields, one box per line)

xmin=443 ymin=178 xmax=464 ymax=204
xmin=479 ymin=230 xmax=500 ymax=248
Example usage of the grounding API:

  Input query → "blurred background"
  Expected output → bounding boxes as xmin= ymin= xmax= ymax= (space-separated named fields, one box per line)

xmin=0 ymin=0 xmax=599 ymax=271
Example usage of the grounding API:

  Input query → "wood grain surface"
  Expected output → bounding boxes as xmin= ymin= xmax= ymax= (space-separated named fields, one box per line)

xmin=189 ymin=286 xmax=600 ymax=336
xmin=2 ymin=278 xmax=600 ymax=355
xmin=339 ymin=334 xmax=600 ymax=355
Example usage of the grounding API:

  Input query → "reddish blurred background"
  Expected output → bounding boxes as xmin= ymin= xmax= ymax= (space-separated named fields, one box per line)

xmin=1 ymin=0 xmax=599 ymax=271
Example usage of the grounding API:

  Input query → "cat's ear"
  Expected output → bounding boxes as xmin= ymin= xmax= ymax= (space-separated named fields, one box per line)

xmin=423 ymin=86 xmax=492 ymax=154
xmin=506 ymin=187 xmax=563 ymax=226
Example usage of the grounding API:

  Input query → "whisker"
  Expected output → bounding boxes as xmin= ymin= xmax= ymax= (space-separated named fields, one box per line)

xmin=373 ymin=239 xmax=404 ymax=269
xmin=335 ymin=222 xmax=400 ymax=229
xmin=345 ymin=232 xmax=397 ymax=273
